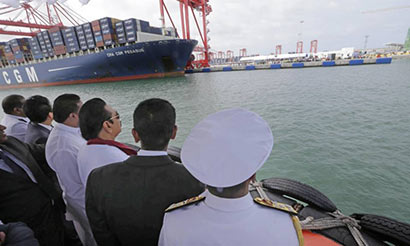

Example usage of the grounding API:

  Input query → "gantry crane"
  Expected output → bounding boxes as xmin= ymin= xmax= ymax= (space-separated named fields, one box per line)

xmin=159 ymin=0 xmax=212 ymax=68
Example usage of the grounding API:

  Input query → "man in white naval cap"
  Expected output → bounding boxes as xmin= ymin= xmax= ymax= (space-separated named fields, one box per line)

xmin=159 ymin=108 xmax=304 ymax=246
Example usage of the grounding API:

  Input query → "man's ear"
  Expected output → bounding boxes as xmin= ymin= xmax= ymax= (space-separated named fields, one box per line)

xmin=102 ymin=121 xmax=113 ymax=134
xmin=170 ymin=125 xmax=177 ymax=140
xmin=48 ymin=112 xmax=54 ymax=121
xmin=132 ymin=128 xmax=140 ymax=143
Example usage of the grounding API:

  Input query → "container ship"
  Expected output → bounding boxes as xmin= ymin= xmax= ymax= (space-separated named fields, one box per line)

xmin=0 ymin=17 xmax=197 ymax=89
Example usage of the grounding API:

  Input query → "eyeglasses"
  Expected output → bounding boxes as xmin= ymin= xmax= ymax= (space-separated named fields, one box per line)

xmin=106 ymin=113 xmax=120 ymax=123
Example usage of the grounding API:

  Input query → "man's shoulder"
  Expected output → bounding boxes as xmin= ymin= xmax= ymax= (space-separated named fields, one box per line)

xmin=88 ymin=160 xmax=127 ymax=180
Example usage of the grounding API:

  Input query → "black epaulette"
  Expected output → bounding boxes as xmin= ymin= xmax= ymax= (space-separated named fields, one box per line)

xmin=18 ymin=118 xmax=27 ymax=123
xmin=254 ymin=197 xmax=298 ymax=215
xmin=165 ymin=196 xmax=205 ymax=213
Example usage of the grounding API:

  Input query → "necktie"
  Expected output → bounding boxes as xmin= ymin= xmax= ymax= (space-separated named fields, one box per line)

xmin=0 ymin=150 xmax=31 ymax=181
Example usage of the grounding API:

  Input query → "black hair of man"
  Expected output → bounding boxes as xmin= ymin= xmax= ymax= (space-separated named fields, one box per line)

xmin=133 ymin=98 xmax=176 ymax=150
xmin=23 ymin=95 xmax=52 ymax=123
xmin=2 ymin=94 xmax=25 ymax=114
xmin=52 ymin=94 xmax=81 ymax=123
xmin=79 ymin=98 xmax=111 ymax=140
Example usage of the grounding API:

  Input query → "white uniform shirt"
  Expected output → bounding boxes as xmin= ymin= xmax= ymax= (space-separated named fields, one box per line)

xmin=77 ymin=144 xmax=128 ymax=186
xmin=45 ymin=122 xmax=97 ymax=245
xmin=1 ymin=114 xmax=29 ymax=142
xmin=159 ymin=190 xmax=299 ymax=246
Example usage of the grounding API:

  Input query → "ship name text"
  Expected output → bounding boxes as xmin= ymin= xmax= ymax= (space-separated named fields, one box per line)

xmin=106 ymin=48 xmax=145 ymax=58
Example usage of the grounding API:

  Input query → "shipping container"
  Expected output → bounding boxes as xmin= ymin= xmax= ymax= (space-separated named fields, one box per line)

xmin=125 ymin=31 xmax=137 ymax=42
xmin=33 ymin=54 xmax=43 ymax=60
xmin=150 ymin=27 xmax=163 ymax=35
xmin=42 ymin=50 xmax=49 ymax=58
xmin=75 ymin=25 xmax=85 ymax=34
xmin=96 ymin=41 xmax=104 ymax=48
xmin=54 ymin=45 xmax=67 ymax=55
xmin=124 ymin=18 xmax=150 ymax=32
xmin=82 ymin=23 xmax=92 ymax=32
xmin=62 ymin=27 xmax=79 ymax=52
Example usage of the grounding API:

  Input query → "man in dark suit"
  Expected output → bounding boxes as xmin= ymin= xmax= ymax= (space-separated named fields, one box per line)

xmin=0 ymin=124 xmax=65 ymax=246
xmin=23 ymin=95 xmax=54 ymax=144
xmin=86 ymin=98 xmax=204 ymax=246
xmin=0 ymin=221 xmax=39 ymax=246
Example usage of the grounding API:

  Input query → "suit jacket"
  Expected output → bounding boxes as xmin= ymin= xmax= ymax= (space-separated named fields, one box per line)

xmin=0 ymin=137 xmax=65 ymax=246
xmin=24 ymin=122 xmax=51 ymax=144
xmin=86 ymin=155 xmax=205 ymax=246
xmin=0 ymin=222 xmax=39 ymax=246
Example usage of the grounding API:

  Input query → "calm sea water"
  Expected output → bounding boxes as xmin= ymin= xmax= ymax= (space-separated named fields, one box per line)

xmin=1 ymin=59 xmax=409 ymax=223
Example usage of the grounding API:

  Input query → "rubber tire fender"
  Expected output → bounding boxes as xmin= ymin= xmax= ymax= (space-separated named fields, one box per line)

xmin=261 ymin=177 xmax=337 ymax=212
xmin=351 ymin=213 xmax=410 ymax=246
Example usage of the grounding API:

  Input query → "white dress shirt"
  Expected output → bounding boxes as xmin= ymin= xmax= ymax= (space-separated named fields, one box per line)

xmin=159 ymin=190 xmax=299 ymax=246
xmin=77 ymin=144 xmax=128 ymax=186
xmin=45 ymin=123 xmax=97 ymax=246
xmin=137 ymin=149 xmax=168 ymax=156
xmin=1 ymin=114 xmax=29 ymax=142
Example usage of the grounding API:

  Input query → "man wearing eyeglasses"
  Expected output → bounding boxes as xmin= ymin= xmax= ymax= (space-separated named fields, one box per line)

xmin=77 ymin=98 xmax=136 ymax=189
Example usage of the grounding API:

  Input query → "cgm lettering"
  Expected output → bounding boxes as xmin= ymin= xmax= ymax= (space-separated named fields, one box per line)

xmin=1 ymin=67 xmax=38 ymax=85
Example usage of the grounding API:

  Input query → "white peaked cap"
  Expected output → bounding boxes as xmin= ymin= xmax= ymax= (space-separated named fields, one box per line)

xmin=181 ymin=108 xmax=274 ymax=187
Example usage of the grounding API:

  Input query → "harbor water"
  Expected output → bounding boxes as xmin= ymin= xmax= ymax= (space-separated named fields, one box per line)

xmin=1 ymin=58 xmax=409 ymax=223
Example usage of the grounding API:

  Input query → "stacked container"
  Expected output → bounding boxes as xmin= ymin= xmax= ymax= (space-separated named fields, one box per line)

xmin=42 ymin=31 xmax=55 ymax=57
xmin=10 ymin=38 xmax=31 ymax=63
xmin=49 ymin=27 xmax=66 ymax=56
xmin=0 ymin=43 xmax=8 ymax=66
xmin=75 ymin=25 xmax=88 ymax=50
xmin=91 ymin=20 xmax=104 ymax=47
xmin=4 ymin=42 xmax=15 ymax=65
xmin=36 ymin=32 xmax=49 ymax=59
xmin=28 ymin=37 xmax=43 ymax=60
xmin=123 ymin=18 xmax=149 ymax=42
xmin=83 ymin=23 xmax=96 ymax=49
xmin=100 ymin=17 xmax=120 ymax=46
xmin=62 ymin=27 xmax=80 ymax=53
xmin=115 ymin=21 xmax=127 ymax=44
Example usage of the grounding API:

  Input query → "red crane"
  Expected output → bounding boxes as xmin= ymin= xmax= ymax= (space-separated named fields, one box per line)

xmin=275 ymin=45 xmax=282 ymax=55
xmin=296 ymin=41 xmax=303 ymax=53
xmin=310 ymin=40 xmax=318 ymax=53
xmin=239 ymin=48 xmax=247 ymax=57
xmin=0 ymin=1 xmax=85 ymax=37
xmin=159 ymin=0 xmax=212 ymax=68
xmin=217 ymin=51 xmax=225 ymax=59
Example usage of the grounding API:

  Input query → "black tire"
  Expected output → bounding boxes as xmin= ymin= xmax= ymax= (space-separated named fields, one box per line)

xmin=261 ymin=177 xmax=337 ymax=212
xmin=351 ymin=213 xmax=410 ymax=246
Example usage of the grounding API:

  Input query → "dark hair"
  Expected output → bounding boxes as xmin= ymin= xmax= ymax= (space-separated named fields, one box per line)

xmin=2 ymin=94 xmax=25 ymax=114
xmin=133 ymin=98 xmax=176 ymax=150
xmin=53 ymin=94 xmax=81 ymax=123
xmin=79 ymin=98 xmax=111 ymax=140
xmin=207 ymin=179 xmax=249 ymax=197
xmin=23 ymin=95 xmax=52 ymax=123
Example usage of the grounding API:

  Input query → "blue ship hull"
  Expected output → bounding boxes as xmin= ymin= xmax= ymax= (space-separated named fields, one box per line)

xmin=0 ymin=39 xmax=197 ymax=89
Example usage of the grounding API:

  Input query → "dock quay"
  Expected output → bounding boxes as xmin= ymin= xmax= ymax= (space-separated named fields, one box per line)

xmin=185 ymin=57 xmax=393 ymax=74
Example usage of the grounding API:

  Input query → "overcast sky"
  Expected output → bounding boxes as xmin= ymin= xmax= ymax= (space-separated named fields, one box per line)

xmin=2 ymin=0 xmax=410 ymax=55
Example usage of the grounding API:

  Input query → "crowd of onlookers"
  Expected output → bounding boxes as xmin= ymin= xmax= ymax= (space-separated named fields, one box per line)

xmin=0 ymin=94 xmax=302 ymax=246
